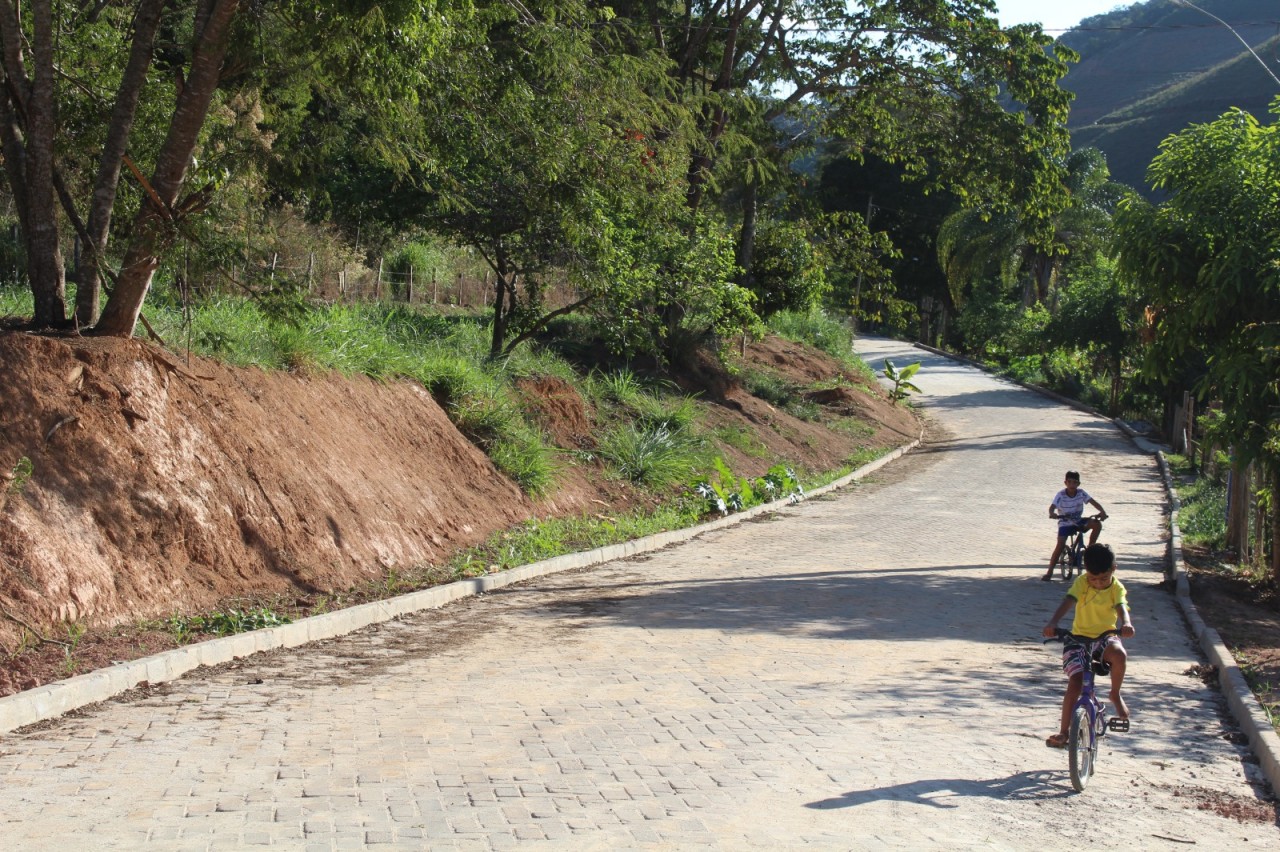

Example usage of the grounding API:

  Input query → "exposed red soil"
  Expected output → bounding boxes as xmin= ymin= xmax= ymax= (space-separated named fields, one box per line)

xmin=0 ymin=330 xmax=916 ymax=695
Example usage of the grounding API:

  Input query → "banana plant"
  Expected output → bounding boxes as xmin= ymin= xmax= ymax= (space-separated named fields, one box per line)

xmin=883 ymin=359 xmax=922 ymax=404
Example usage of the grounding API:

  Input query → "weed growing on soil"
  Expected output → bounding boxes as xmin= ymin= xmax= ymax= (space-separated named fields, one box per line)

xmin=1236 ymin=651 xmax=1279 ymax=727
xmin=165 ymin=608 xmax=292 ymax=643
xmin=6 ymin=455 xmax=32 ymax=495
xmin=882 ymin=359 xmax=921 ymax=404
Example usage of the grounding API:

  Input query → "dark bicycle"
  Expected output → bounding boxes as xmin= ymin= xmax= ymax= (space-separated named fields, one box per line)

xmin=1054 ymin=514 xmax=1104 ymax=580
xmin=1045 ymin=628 xmax=1129 ymax=791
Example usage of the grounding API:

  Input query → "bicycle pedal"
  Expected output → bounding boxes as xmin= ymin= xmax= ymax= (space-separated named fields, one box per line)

xmin=1107 ymin=718 xmax=1129 ymax=732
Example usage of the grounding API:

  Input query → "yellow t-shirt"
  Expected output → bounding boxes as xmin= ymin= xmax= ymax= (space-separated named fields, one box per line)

xmin=1068 ymin=575 xmax=1128 ymax=638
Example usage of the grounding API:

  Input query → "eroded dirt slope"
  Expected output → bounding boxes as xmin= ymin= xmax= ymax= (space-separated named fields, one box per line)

xmin=0 ymin=333 xmax=532 ymax=646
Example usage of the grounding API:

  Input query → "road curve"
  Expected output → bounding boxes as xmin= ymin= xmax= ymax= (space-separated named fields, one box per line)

xmin=0 ymin=337 xmax=1273 ymax=850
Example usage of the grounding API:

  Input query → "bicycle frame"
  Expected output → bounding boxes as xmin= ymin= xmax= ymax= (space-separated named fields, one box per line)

xmin=1055 ymin=515 xmax=1102 ymax=580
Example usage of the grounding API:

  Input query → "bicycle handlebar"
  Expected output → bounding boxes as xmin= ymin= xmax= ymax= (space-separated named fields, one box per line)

xmin=1051 ymin=513 xmax=1107 ymax=524
xmin=1043 ymin=627 xmax=1120 ymax=644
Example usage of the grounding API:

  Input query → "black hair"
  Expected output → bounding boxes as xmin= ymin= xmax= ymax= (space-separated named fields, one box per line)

xmin=1083 ymin=543 xmax=1115 ymax=574
xmin=1065 ymin=470 xmax=1081 ymax=481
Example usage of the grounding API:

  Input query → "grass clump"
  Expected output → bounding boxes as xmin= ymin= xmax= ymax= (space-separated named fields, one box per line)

xmin=598 ymin=421 xmax=706 ymax=487
xmin=767 ymin=308 xmax=853 ymax=358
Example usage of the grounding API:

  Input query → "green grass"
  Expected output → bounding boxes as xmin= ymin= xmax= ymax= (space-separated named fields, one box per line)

xmin=445 ymin=501 xmax=705 ymax=576
xmin=713 ymin=424 xmax=769 ymax=458
xmin=0 ymin=285 xmax=33 ymax=319
xmin=741 ymin=369 xmax=793 ymax=407
xmin=1167 ymin=454 xmax=1227 ymax=550
xmin=767 ymin=308 xmax=853 ymax=359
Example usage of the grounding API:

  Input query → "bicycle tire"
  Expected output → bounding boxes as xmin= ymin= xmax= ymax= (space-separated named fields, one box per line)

xmin=1058 ymin=543 xmax=1074 ymax=580
xmin=1068 ymin=705 xmax=1095 ymax=792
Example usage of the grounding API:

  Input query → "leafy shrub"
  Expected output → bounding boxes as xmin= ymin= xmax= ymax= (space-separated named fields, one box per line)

xmin=1177 ymin=474 xmax=1227 ymax=550
xmin=693 ymin=459 xmax=803 ymax=516
xmin=748 ymin=220 xmax=828 ymax=317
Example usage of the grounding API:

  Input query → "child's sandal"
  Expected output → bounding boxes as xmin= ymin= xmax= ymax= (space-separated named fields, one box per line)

xmin=1045 ymin=733 xmax=1068 ymax=749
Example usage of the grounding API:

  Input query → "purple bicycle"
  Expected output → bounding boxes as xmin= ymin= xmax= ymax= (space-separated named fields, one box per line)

xmin=1046 ymin=628 xmax=1129 ymax=791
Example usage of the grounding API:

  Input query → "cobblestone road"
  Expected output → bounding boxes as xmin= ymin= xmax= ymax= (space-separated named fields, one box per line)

xmin=1 ymin=338 xmax=1275 ymax=850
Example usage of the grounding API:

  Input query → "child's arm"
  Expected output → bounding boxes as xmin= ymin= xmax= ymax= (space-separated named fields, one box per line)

xmin=1116 ymin=603 xmax=1135 ymax=638
xmin=1042 ymin=596 xmax=1075 ymax=637
xmin=1087 ymin=497 xmax=1108 ymax=520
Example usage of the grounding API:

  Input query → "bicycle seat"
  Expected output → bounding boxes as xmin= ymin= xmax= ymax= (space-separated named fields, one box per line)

xmin=1091 ymin=658 xmax=1112 ymax=676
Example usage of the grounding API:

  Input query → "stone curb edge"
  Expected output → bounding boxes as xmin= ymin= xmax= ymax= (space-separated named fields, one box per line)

xmin=910 ymin=339 xmax=1280 ymax=795
xmin=0 ymin=432 xmax=922 ymax=736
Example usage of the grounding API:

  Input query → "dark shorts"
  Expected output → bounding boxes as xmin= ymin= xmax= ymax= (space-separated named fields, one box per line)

xmin=1062 ymin=633 xmax=1123 ymax=677
xmin=1057 ymin=519 xmax=1090 ymax=539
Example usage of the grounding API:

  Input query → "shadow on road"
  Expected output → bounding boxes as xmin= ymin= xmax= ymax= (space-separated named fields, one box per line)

xmin=804 ymin=769 xmax=1067 ymax=808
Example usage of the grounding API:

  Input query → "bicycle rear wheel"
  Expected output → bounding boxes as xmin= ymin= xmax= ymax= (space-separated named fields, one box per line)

xmin=1068 ymin=705 xmax=1095 ymax=791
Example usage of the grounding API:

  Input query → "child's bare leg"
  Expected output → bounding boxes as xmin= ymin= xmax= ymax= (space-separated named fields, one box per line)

xmin=1105 ymin=646 xmax=1129 ymax=719
xmin=1088 ymin=520 xmax=1102 ymax=545
xmin=1044 ymin=539 xmax=1066 ymax=579
xmin=1049 ymin=673 xmax=1083 ymax=745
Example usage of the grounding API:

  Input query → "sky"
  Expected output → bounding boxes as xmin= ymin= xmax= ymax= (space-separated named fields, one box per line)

xmin=995 ymin=1 xmax=1132 ymax=34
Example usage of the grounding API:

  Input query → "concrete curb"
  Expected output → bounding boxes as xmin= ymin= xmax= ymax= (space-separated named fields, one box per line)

xmin=0 ymin=433 xmax=921 ymax=736
xmin=1155 ymin=451 xmax=1280 ymax=794
xmin=910 ymin=339 xmax=1280 ymax=794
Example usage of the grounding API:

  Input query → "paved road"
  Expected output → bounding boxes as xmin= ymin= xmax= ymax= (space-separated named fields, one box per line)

xmin=1 ymin=338 xmax=1274 ymax=850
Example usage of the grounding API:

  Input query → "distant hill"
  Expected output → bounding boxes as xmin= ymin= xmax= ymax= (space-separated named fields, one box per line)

xmin=1058 ymin=0 xmax=1280 ymax=193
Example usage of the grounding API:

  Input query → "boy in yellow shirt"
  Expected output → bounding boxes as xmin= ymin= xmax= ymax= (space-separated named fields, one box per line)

xmin=1041 ymin=543 xmax=1135 ymax=748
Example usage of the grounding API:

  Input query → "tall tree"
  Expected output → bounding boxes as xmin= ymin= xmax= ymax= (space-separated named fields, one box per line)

xmin=609 ymin=1 xmax=1076 ymax=255
xmin=1113 ymin=98 xmax=1280 ymax=582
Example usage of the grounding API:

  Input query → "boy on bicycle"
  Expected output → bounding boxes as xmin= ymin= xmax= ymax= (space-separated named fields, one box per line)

xmin=1043 ymin=470 xmax=1108 ymax=581
xmin=1041 ymin=543 xmax=1134 ymax=748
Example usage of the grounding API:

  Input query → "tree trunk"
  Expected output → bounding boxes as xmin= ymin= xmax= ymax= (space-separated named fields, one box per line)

xmin=95 ymin=0 xmax=240 ymax=338
xmin=1226 ymin=456 xmax=1250 ymax=559
xmin=7 ymin=1 xmax=67 ymax=327
xmin=74 ymin=0 xmax=166 ymax=326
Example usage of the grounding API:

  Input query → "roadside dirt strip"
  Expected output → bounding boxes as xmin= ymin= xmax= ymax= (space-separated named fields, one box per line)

xmin=0 ymin=337 xmax=1274 ymax=850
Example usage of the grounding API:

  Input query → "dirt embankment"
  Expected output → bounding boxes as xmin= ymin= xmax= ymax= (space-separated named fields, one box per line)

xmin=0 ymin=330 xmax=918 ymax=690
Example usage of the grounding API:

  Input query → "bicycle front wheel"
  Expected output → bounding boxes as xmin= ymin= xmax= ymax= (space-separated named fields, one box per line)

xmin=1068 ymin=705 xmax=1095 ymax=792
xmin=1057 ymin=546 xmax=1073 ymax=580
